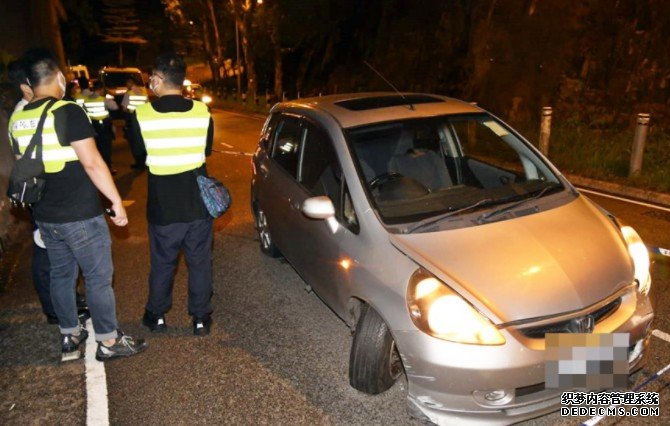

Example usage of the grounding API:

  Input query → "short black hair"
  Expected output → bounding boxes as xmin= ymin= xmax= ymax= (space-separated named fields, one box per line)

xmin=7 ymin=59 xmax=28 ymax=87
xmin=153 ymin=52 xmax=185 ymax=88
xmin=92 ymin=80 xmax=104 ymax=91
xmin=20 ymin=48 xmax=60 ymax=87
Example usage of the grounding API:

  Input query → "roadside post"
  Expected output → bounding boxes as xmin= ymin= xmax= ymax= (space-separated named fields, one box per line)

xmin=539 ymin=106 xmax=552 ymax=157
xmin=629 ymin=113 xmax=650 ymax=177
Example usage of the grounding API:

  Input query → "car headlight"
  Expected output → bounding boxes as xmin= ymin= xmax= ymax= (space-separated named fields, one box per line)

xmin=407 ymin=269 xmax=505 ymax=345
xmin=202 ymin=95 xmax=212 ymax=104
xmin=620 ymin=225 xmax=651 ymax=295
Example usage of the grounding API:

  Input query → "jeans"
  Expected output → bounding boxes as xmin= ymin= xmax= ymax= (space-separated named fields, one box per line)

xmin=147 ymin=219 xmax=213 ymax=319
xmin=37 ymin=215 xmax=118 ymax=341
xmin=32 ymin=242 xmax=55 ymax=317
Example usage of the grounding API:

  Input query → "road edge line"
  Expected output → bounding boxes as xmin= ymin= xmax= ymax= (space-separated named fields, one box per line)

xmin=85 ymin=318 xmax=109 ymax=426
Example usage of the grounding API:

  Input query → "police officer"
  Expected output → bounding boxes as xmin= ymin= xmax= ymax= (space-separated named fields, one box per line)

xmin=83 ymin=80 xmax=118 ymax=173
xmin=122 ymin=76 xmax=148 ymax=169
xmin=8 ymin=49 xmax=147 ymax=361
xmin=7 ymin=59 xmax=90 ymax=325
xmin=130 ymin=52 xmax=214 ymax=336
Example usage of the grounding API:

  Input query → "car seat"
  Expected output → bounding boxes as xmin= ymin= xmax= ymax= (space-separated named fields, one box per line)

xmin=388 ymin=131 xmax=452 ymax=191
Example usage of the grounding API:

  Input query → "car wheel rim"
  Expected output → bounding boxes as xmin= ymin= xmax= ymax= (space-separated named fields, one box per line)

xmin=389 ymin=341 xmax=402 ymax=380
xmin=257 ymin=210 xmax=272 ymax=249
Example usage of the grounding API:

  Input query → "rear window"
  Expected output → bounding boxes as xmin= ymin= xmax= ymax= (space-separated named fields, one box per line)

xmin=101 ymin=72 xmax=143 ymax=88
xmin=335 ymin=95 xmax=444 ymax=111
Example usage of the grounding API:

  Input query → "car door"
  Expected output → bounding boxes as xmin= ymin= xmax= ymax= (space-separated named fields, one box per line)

xmin=256 ymin=113 xmax=306 ymax=259
xmin=287 ymin=119 xmax=361 ymax=316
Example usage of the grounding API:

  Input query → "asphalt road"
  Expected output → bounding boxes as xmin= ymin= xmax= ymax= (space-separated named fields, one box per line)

xmin=0 ymin=109 xmax=668 ymax=425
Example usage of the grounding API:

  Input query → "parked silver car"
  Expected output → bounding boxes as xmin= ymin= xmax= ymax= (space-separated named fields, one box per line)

xmin=250 ymin=93 xmax=654 ymax=424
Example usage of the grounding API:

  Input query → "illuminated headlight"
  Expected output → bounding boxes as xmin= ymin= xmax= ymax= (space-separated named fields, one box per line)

xmin=407 ymin=269 xmax=505 ymax=345
xmin=620 ymin=226 xmax=651 ymax=295
xmin=202 ymin=95 xmax=213 ymax=104
xmin=105 ymin=94 xmax=114 ymax=99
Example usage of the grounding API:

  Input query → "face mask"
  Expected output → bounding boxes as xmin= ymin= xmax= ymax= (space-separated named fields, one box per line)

xmin=57 ymin=72 xmax=66 ymax=98
xmin=149 ymin=77 xmax=158 ymax=94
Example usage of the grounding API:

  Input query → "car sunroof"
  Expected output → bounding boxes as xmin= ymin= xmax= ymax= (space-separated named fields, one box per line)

xmin=335 ymin=95 xmax=444 ymax=111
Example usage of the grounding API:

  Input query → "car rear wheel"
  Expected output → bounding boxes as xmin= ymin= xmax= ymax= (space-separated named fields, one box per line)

xmin=349 ymin=304 xmax=403 ymax=394
xmin=255 ymin=208 xmax=281 ymax=258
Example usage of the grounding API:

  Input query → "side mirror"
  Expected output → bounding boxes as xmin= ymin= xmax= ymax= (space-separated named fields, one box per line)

xmin=302 ymin=196 xmax=335 ymax=219
xmin=302 ymin=196 xmax=338 ymax=233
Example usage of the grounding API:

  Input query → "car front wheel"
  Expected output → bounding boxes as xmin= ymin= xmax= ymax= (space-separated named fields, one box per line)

xmin=349 ymin=304 xmax=403 ymax=394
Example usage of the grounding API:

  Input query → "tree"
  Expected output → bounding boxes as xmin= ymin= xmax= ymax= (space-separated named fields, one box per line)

xmin=101 ymin=0 xmax=147 ymax=66
xmin=229 ymin=0 xmax=260 ymax=99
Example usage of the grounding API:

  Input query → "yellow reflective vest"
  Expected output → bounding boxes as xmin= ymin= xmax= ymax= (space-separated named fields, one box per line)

xmin=135 ymin=100 xmax=210 ymax=176
xmin=83 ymin=95 xmax=110 ymax=121
xmin=127 ymin=87 xmax=148 ymax=112
xmin=8 ymin=100 xmax=80 ymax=173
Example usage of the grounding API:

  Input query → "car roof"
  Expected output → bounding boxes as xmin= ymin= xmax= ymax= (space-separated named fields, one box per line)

xmin=277 ymin=92 xmax=484 ymax=129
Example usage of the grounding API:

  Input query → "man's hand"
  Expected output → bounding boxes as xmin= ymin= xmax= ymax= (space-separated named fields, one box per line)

xmin=110 ymin=201 xmax=128 ymax=227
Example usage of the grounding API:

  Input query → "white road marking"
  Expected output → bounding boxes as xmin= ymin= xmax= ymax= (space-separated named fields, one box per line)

xmin=85 ymin=318 xmax=109 ymax=426
xmin=652 ymin=329 xmax=670 ymax=343
xmin=577 ymin=187 xmax=670 ymax=213
xmin=220 ymin=150 xmax=254 ymax=157
xmin=221 ymin=142 xmax=234 ymax=148
xmin=213 ymin=109 xmax=267 ymax=121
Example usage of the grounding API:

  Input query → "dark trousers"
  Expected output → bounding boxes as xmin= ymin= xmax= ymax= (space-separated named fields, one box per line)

xmin=32 ymin=243 xmax=55 ymax=317
xmin=146 ymin=219 xmax=213 ymax=319
xmin=92 ymin=119 xmax=114 ymax=167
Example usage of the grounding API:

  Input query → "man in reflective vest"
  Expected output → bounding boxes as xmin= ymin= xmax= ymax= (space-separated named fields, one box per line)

xmin=130 ymin=52 xmax=215 ymax=336
xmin=7 ymin=59 xmax=92 ymax=325
xmin=8 ymin=49 xmax=147 ymax=361
xmin=83 ymin=80 xmax=119 ymax=174
xmin=122 ymin=76 xmax=149 ymax=169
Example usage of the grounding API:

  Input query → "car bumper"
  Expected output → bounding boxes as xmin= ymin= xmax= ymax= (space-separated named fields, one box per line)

xmin=394 ymin=295 xmax=654 ymax=425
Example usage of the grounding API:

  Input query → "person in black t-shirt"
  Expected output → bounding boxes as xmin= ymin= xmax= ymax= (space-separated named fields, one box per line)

xmin=130 ymin=52 xmax=215 ymax=336
xmin=9 ymin=49 xmax=147 ymax=362
xmin=7 ymin=59 xmax=90 ymax=325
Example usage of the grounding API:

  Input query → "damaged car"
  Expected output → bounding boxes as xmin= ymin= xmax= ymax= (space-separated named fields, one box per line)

xmin=250 ymin=93 xmax=654 ymax=425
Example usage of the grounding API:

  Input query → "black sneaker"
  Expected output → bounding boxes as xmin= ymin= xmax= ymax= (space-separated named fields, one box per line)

xmin=61 ymin=326 xmax=89 ymax=362
xmin=76 ymin=292 xmax=88 ymax=310
xmin=193 ymin=317 xmax=212 ymax=336
xmin=78 ymin=308 xmax=91 ymax=324
xmin=95 ymin=332 xmax=148 ymax=361
xmin=142 ymin=310 xmax=167 ymax=333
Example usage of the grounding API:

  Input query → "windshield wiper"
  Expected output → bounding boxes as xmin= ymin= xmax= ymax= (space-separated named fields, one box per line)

xmin=405 ymin=198 xmax=496 ymax=233
xmin=476 ymin=183 xmax=562 ymax=224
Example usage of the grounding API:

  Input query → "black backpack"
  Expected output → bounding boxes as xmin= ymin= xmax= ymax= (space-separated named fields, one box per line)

xmin=7 ymin=99 xmax=57 ymax=206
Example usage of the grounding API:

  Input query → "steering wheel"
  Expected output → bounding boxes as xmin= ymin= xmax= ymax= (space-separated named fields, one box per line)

xmin=369 ymin=172 xmax=404 ymax=191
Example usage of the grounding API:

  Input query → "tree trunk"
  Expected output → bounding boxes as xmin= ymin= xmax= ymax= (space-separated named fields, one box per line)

xmin=202 ymin=18 xmax=218 ymax=85
xmin=273 ymin=46 xmax=282 ymax=100
xmin=205 ymin=0 xmax=223 ymax=63
xmin=269 ymin=22 xmax=282 ymax=100
xmin=238 ymin=18 xmax=257 ymax=99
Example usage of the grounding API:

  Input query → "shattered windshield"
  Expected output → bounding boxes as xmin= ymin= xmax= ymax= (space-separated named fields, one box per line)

xmin=346 ymin=113 xmax=565 ymax=227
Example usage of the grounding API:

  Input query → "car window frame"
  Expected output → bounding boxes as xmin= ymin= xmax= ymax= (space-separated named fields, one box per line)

xmin=273 ymin=114 xmax=360 ymax=235
xmin=269 ymin=112 xmax=305 ymax=179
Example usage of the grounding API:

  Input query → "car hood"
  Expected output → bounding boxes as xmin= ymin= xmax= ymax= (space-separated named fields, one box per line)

xmin=389 ymin=196 xmax=634 ymax=324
